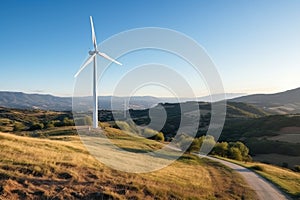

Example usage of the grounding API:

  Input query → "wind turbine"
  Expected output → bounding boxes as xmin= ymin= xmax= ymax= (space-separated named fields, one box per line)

xmin=74 ymin=16 xmax=122 ymax=129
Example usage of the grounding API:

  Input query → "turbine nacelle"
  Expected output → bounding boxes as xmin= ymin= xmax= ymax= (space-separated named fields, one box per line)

xmin=89 ymin=50 xmax=98 ymax=55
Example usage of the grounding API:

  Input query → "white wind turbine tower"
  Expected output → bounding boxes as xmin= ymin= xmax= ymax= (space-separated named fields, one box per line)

xmin=74 ymin=16 xmax=122 ymax=128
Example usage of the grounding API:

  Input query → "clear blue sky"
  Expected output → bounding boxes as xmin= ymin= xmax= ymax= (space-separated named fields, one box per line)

xmin=0 ymin=0 xmax=299 ymax=97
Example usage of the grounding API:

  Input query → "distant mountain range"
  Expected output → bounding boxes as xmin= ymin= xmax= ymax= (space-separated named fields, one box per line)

xmin=229 ymin=87 xmax=300 ymax=114
xmin=0 ymin=92 xmax=160 ymax=111
xmin=0 ymin=87 xmax=299 ymax=114
xmin=0 ymin=91 xmax=244 ymax=111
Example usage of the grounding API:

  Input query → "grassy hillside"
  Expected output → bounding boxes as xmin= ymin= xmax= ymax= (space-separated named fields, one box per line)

xmin=0 ymin=101 xmax=269 ymax=140
xmin=222 ymin=115 xmax=300 ymax=140
xmin=220 ymin=115 xmax=300 ymax=168
xmin=1 ymin=105 xmax=299 ymax=169
xmin=125 ymin=101 xmax=269 ymax=140
xmin=214 ymin=156 xmax=300 ymax=199
xmin=0 ymin=107 xmax=73 ymax=132
xmin=0 ymin=128 xmax=258 ymax=200
xmin=230 ymin=87 xmax=300 ymax=114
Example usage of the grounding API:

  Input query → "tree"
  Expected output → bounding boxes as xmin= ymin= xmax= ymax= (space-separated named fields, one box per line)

xmin=199 ymin=135 xmax=216 ymax=154
xmin=230 ymin=141 xmax=249 ymax=158
xmin=186 ymin=138 xmax=200 ymax=153
xmin=228 ymin=147 xmax=243 ymax=161
xmin=175 ymin=134 xmax=194 ymax=151
xmin=212 ymin=142 xmax=228 ymax=157
xmin=211 ymin=141 xmax=251 ymax=162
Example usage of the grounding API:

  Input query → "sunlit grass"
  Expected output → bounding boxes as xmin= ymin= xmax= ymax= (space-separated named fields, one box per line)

xmin=0 ymin=130 xmax=257 ymax=199
xmin=213 ymin=156 xmax=300 ymax=198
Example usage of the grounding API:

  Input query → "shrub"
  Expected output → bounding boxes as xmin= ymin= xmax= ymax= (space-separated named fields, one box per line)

xmin=230 ymin=141 xmax=249 ymax=158
xmin=45 ymin=122 xmax=55 ymax=129
xmin=293 ymin=165 xmax=300 ymax=172
xmin=175 ymin=134 xmax=194 ymax=151
xmin=115 ymin=121 xmax=140 ymax=135
xmin=29 ymin=123 xmax=44 ymax=130
xmin=13 ymin=122 xmax=25 ymax=132
xmin=51 ymin=120 xmax=62 ymax=127
xmin=211 ymin=141 xmax=251 ymax=162
xmin=153 ymin=132 xmax=165 ymax=142
xmin=115 ymin=121 xmax=165 ymax=142
xmin=29 ymin=131 xmax=40 ymax=137
xmin=182 ymin=135 xmax=216 ymax=154
xmin=63 ymin=117 xmax=74 ymax=126
xmin=187 ymin=138 xmax=201 ymax=153
xmin=200 ymin=135 xmax=216 ymax=154
xmin=142 ymin=128 xmax=158 ymax=138
xmin=250 ymin=165 xmax=264 ymax=171
xmin=281 ymin=162 xmax=289 ymax=168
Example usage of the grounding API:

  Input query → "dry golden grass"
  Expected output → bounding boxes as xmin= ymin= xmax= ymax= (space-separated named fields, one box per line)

xmin=253 ymin=153 xmax=300 ymax=170
xmin=0 ymin=130 xmax=257 ymax=200
xmin=214 ymin=156 xmax=300 ymax=198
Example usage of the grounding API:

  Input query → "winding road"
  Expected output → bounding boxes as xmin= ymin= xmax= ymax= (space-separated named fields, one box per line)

xmin=203 ymin=156 xmax=290 ymax=200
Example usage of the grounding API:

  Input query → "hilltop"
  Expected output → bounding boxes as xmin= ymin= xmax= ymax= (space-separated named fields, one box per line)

xmin=230 ymin=87 xmax=300 ymax=114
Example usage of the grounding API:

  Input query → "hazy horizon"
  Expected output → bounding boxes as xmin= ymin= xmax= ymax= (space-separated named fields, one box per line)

xmin=1 ymin=85 xmax=299 ymax=99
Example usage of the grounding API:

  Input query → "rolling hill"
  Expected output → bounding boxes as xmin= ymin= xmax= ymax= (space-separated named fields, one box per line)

xmin=0 ymin=92 xmax=71 ymax=111
xmin=230 ymin=87 xmax=300 ymax=114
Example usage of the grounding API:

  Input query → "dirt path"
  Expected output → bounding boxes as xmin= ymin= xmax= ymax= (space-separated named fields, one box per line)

xmin=203 ymin=156 xmax=290 ymax=200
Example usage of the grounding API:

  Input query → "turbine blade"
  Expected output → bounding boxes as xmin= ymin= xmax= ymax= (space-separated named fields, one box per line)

xmin=90 ymin=16 xmax=97 ymax=50
xmin=98 ymin=52 xmax=122 ymax=66
xmin=74 ymin=54 xmax=96 ymax=77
